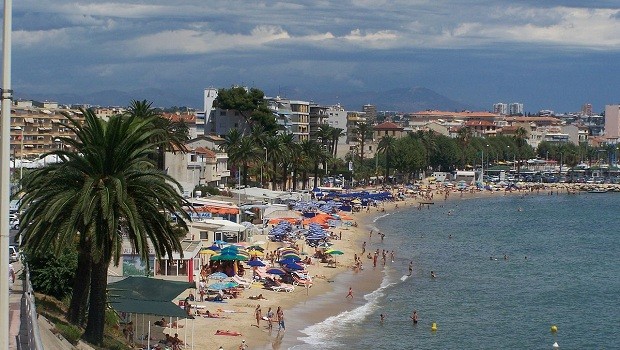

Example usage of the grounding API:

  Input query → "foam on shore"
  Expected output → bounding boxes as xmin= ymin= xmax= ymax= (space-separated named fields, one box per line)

xmin=296 ymin=268 xmax=398 ymax=347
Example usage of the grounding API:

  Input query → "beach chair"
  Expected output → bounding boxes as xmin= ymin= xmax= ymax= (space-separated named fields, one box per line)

xmin=292 ymin=274 xmax=313 ymax=288
xmin=270 ymin=284 xmax=294 ymax=293
xmin=232 ymin=275 xmax=252 ymax=289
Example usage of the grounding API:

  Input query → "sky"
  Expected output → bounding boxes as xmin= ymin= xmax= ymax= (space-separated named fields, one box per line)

xmin=5 ymin=0 xmax=620 ymax=113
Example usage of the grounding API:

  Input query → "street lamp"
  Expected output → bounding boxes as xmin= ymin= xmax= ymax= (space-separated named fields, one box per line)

xmin=261 ymin=147 xmax=266 ymax=187
xmin=11 ymin=125 xmax=22 ymax=180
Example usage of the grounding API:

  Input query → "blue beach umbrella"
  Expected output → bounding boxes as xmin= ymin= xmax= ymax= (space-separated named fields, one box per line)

xmin=278 ymin=258 xmax=300 ymax=265
xmin=208 ymin=272 xmax=229 ymax=280
xmin=284 ymin=263 xmax=304 ymax=271
xmin=207 ymin=281 xmax=238 ymax=291
xmin=247 ymin=260 xmax=266 ymax=267
xmin=266 ymin=267 xmax=287 ymax=275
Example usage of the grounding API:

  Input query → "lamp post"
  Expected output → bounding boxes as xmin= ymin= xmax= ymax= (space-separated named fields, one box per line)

xmin=1 ymin=0 xmax=13 ymax=346
xmin=11 ymin=125 xmax=22 ymax=180
xmin=261 ymin=147 xmax=266 ymax=188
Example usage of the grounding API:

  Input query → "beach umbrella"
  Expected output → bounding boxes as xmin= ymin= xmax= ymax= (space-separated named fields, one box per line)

xmin=210 ymin=254 xmax=249 ymax=261
xmin=266 ymin=267 xmax=287 ymax=275
xmin=278 ymin=258 xmax=301 ymax=265
xmin=326 ymin=249 xmax=344 ymax=255
xmin=208 ymin=272 xmax=229 ymax=280
xmin=247 ymin=260 xmax=266 ymax=267
xmin=206 ymin=244 xmax=221 ymax=251
xmin=201 ymin=249 xmax=219 ymax=255
xmin=281 ymin=253 xmax=301 ymax=260
xmin=284 ymin=263 xmax=304 ymax=271
xmin=207 ymin=281 xmax=238 ymax=291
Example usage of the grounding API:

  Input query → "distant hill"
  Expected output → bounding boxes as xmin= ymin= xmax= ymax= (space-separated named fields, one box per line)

xmin=296 ymin=86 xmax=477 ymax=113
xmin=19 ymin=86 xmax=477 ymax=113
xmin=20 ymin=88 xmax=191 ymax=109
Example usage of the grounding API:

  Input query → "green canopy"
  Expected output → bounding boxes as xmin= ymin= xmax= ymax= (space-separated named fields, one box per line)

xmin=108 ymin=276 xmax=195 ymax=318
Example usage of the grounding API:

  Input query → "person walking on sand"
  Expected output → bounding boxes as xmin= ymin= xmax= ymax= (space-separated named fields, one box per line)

xmin=346 ymin=286 xmax=354 ymax=298
xmin=277 ymin=306 xmax=285 ymax=332
xmin=254 ymin=305 xmax=262 ymax=327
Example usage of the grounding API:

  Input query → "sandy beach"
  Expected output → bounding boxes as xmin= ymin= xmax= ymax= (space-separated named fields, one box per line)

xmin=135 ymin=182 xmax=610 ymax=350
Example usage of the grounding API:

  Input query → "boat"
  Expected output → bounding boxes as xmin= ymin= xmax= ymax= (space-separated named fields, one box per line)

xmin=588 ymin=188 xmax=608 ymax=193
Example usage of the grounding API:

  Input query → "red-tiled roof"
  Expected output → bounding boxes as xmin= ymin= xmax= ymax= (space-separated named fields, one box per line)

xmin=374 ymin=122 xmax=403 ymax=130
xmin=162 ymin=113 xmax=196 ymax=123
xmin=464 ymin=120 xmax=495 ymax=127
xmin=194 ymin=147 xmax=216 ymax=157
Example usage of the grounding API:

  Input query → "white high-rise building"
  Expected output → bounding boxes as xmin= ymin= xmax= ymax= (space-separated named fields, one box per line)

xmin=200 ymin=88 xmax=218 ymax=135
xmin=605 ymin=104 xmax=620 ymax=139
xmin=493 ymin=103 xmax=508 ymax=115
xmin=509 ymin=103 xmax=524 ymax=116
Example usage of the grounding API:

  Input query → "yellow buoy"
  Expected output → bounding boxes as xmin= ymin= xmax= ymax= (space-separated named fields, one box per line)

xmin=431 ymin=322 xmax=437 ymax=331
xmin=551 ymin=325 xmax=558 ymax=333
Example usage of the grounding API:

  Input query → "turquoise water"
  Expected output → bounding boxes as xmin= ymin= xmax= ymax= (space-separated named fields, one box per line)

xmin=286 ymin=193 xmax=620 ymax=349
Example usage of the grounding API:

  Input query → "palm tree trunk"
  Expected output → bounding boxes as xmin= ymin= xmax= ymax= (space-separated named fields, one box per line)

xmin=313 ymin=163 xmax=319 ymax=189
xmin=67 ymin=242 xmax=92 ymax=325
xmin=272 ymin=161 xmax=278 ymax=191
xmin=281 ymin=164 xmax=288 ymax=191
xmin=82 ymin=257 xmax=109 ymax=345
xmin=242 ymin=163 xmax=249 ymax=187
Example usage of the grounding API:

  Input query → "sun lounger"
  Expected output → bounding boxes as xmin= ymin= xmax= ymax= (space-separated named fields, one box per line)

xmin=270 ymin=284 xmax=294 ymax=293
xmin=232 ymin=275 xmax=252 ymax=289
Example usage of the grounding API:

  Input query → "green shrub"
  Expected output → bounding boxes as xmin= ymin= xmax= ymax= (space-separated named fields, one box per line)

xmin=193 ymin=184 xmax=220 ymax=196
xmin=55 ymin=323 xmax=82 ymax=345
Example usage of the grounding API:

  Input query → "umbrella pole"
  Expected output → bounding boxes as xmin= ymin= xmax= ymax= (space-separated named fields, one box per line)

xmin=147 ymin=321 xmax=151 ymax=350
xmin=184 ymin=317 xmax=187 ymax=348
xmin=191 ymin=316 xmax=195 ymax=350
xmin=141 ymin=313 xmax=144 ymax=344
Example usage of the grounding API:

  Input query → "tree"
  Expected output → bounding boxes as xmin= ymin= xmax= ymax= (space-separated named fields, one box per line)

xmin=329 ymin=127 xmax=345 ymax=158
xmin=352 ymin=122 xmax=373 ymax=162
xmin=377 ymin=135 xmax=397 ymax=181
xmin=457 ymin=127 xmax=473 ymax=168
xmin=514 ymin=127 xmax=529 ymax=175
xmin=215 ymin=86 xmax=279 ymax=134
xmin=127 ymin=99 xmax=189 ymax=170
xmin=18 ymin=110 xmax=190 ymax=345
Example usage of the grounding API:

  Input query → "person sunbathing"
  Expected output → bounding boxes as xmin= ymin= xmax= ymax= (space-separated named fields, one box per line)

xmin=215 ymin=329 xmax=242 ymax=336
xmin=203 ymin=310 xmax=221 ymax=318
xmin=248 ymin=294 xmax=266 ymax=300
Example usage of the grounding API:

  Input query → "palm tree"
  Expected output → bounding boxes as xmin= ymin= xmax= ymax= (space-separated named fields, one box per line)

xmin=329 ymin=127 xmax=345 ymax=157
xmin=457 ymin=127 xmax=473 ymax=168
xmin=220 ymin=129 xmax=243 ymax=181
xmin=514 ymin=127 xmax=528 ymax=175
xmin=353 ymin=122 xmax=373 ymax=162
xmin=378 ymin=135 xmax=397 ymax=182
xmin=127 ymin=100 xmax=189 ymax=169
xmin=264 ymin=135 xmax=285 ymax=190
xmin=278 ymin=134 xmax=296 ymax=191
xmin=18 ymin=110 xmax=190 ymax=345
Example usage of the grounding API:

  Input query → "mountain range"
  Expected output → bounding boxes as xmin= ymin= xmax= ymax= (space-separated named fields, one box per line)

xmin=20 ymin=86 xmax=477 ymax=113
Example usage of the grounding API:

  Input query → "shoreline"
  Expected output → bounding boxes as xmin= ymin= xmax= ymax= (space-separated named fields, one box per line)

xmin=165 ymin=183 xmax=603 ymax=350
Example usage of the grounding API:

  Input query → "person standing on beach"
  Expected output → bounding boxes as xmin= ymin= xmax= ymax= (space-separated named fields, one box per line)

xmin=346 ymin=286 xmax=354 ymax=298
xmin=362 ymin=241 xmax=366 ymax=254
xmin=277 ymin=306 xmax=285 ymax=332
xmin=255 ymin=305 xmax=262 ymax=327
xmin=266 ymin=307 xmax=274 ymax=330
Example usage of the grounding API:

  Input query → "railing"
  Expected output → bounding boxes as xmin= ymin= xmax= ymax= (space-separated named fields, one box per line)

xmin=18 ymin=264 xmax=44 ymax=350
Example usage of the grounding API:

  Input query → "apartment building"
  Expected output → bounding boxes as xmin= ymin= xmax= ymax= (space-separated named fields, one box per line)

xmin=8 ymin=100 xmax=85 ymax=160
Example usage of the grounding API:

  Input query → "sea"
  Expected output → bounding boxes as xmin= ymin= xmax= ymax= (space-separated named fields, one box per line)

xmin=278 ymin=192 xmax=620 ymax=349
